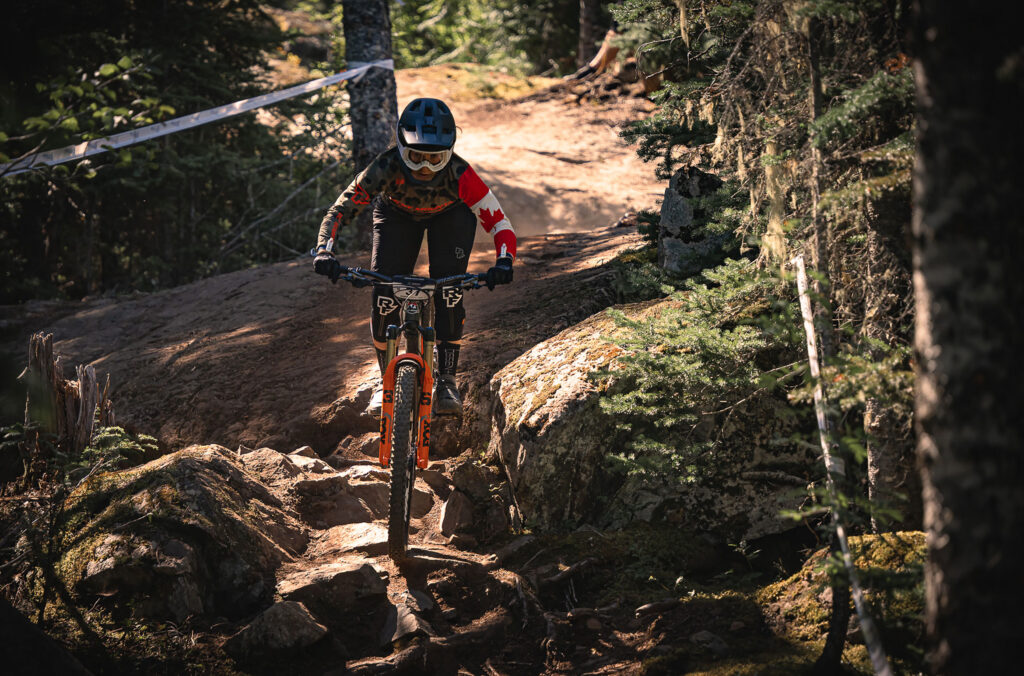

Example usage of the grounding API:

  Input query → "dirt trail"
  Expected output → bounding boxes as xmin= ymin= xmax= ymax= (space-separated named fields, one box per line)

xmin=398 ymin=66 xmax=663 ymax=237
xmin=1 ymin=67 xmax=659 ymax=456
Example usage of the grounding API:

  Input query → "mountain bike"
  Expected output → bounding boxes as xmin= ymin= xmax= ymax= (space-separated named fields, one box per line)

xmin=333 ymin=265 xmax=488 ymax=560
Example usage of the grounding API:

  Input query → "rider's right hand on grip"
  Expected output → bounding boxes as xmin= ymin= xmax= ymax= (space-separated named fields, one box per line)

xmin=313 ymin=252 xmax=342 ymax=282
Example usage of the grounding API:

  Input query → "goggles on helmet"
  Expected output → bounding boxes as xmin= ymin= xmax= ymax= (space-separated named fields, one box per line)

xmin=397 ymin=137 xmax=452 ymax=173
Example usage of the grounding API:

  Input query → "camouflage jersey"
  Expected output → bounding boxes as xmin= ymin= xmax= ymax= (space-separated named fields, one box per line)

xmin=316 ymin=147 xmax=516 ymax=260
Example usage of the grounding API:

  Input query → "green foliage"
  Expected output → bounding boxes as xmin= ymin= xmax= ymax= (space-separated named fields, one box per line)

xmin=69 ymin=426 xmax=159 ymax=476
xmin=609 ymin=0 xmax=917 ymax=538
xmin=598 ymin=258 xmax=806 ymax=482
xmin=389 ymin=0 xmax=581 ymax=75
xmin=610 ymin=244 xmax=673 ymax=303
xmin=1 ymin=0 xmax=347 ymax=303
xmin=621 ymin=99 xmax=717 ymax=179
xmin=812 ymin=68 xmax=914 ymax=149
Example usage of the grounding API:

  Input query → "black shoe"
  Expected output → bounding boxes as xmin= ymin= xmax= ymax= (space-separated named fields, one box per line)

xmin=433 ymin=374 xmax=462 ymax=416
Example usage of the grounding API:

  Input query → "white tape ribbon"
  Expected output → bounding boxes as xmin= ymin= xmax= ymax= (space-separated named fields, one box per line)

xmin=1 ymin=59 xmax=395 ymax=177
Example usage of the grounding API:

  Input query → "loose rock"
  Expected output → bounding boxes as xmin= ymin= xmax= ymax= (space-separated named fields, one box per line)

xmin=224 ymin=601 xmax=327 ymax=657
xmin=439 ymin=490 xmax=474 ymax=537
xmin=276 ymin=558 xmax=388 ymax=617
xmin=690 ymin=630 xmax=729 ymax=657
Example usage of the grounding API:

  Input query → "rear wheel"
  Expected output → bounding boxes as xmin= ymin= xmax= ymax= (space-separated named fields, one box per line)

xmin=388 ymin=363 xmax=419 ymax=560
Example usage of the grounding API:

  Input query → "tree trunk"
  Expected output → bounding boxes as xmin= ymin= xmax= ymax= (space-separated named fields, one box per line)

xmin=806 ymin=17 xmax=850 ymax=674
xmin=578 ymin=0 xmax=602 ymax=68
xmin=762 ymin=139 xmax=788 ymax=264
xmin=342 ymin=0 xmax=398 ymax=249
xmin=0 ymin=597 xmax=93 ymax=675
xmin=863 ymin=203 xmax=919 ymax=532
xmin=913 ymin=3 xmax=1024 ymax=673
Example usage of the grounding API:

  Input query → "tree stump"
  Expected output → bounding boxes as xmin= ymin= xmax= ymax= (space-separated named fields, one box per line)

xmin=20 ymin=333 xmax=114 ymax=481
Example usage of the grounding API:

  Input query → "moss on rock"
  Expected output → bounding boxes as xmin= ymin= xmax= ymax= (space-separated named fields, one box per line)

xmin=759 ymin=531 xmax=926 ymax=672
xmin=54 ymin=444 xmax=308 ymax=622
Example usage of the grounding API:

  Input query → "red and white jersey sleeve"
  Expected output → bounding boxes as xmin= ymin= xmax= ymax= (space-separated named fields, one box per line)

xmin=458 ymin=165 xmax=517 ymax=259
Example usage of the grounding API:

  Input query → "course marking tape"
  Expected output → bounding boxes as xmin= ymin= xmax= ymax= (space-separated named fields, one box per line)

xmin=1 ymin=59 xmax=394 ymax=177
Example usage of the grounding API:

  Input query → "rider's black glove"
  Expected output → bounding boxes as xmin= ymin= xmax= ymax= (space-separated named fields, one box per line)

xmin=485 ymin=256 xmax=514 ymax=290
xmin=313 ymin=252 xmax=342 ymax=282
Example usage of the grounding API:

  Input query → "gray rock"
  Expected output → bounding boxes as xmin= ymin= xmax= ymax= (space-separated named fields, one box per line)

xmin=690 ymin=629 xmax=728 ymax=656
xmin=290 ymin=446 xmax=317 ymax=458
xmin=290 ymin=454 xmax=334 ymax=474
xmin=657 ymin=166 xmax=732 ymax=276
xmin=406 ymin=589 xmax=435 ymax=612
xmin=340 ymin=465 xmax=391 ymax=483
xmin=277 ymin=559 xmax=388 ymax=616
xmin=488 ymin=310 xmax=636 ymax=531
xmin=333 ymin=432 xmax=380 ymax=459
xmin=439 ymin=490 xmax=474 ymax=536
xmin=346 ymin=480 xmax=390 ymax=518
xmin=479 ymin=495 xmax=509 ymax=542
xmin=411 ymin=484 xmax=434 ymax=518
xmin=379 ymin=602 xmax=435 ymax=646
xmin=489 ymin=304 xmax=812 ymax=541
xmin=450 ymin=459 xmax=490 ymax=501
xmin=310 ymin=522 xmax=390 ymax=558
xmin=291 ymin=474 xmax=375 ymax=527
xmin=416 ymin=468 xmax=452 ymax=499
xmin=336 ymin=465 xmax=434 ymax=519
xmin=224 ymin=601 xmax=327 ymax=657
xmin=239 ymin=447 xmax=304 ymax=489
xmin=60 ymin=445 xmax=308 ymax=622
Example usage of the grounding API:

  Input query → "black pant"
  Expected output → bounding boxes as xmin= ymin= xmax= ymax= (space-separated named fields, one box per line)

xmin=370 ymin=200 xmax=477 ymax=344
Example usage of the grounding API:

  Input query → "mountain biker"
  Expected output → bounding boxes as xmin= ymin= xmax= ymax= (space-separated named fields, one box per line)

xmin=312 ymin=97 xmax=516 ymax=416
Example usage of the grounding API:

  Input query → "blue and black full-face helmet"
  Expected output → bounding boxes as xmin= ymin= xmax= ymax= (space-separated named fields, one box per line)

xmin=397 ymin=98 xmax=456 ymax=172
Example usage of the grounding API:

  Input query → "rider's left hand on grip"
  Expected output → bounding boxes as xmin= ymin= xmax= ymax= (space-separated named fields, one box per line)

xmin=485 ymin=257 xmax=514 ymax=290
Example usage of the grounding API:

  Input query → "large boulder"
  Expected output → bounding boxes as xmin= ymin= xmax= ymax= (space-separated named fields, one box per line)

xmin=56 ymin=444 xmax=308 ymax=621
xmin=489 ymin=300 xmax=817 ymax=541
xmin=488 ymin=306 xmax=641 ymax=531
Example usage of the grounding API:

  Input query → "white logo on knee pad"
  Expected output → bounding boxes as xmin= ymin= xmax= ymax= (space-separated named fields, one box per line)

xmin=442 ymin=288 xmax=464 ymax=308
xmin=376 ymin=296 xmax=398 ymax=315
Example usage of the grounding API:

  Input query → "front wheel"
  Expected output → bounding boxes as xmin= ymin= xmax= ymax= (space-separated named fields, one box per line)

xmin=388 ymin=363 xmax=419 ymax=560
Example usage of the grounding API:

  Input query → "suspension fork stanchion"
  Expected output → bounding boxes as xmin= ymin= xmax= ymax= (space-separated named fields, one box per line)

xmin=379 ymin=324 xmax=401 ymax=468
xmin=417 ymin=327 xmax=436 ymax=469
xmin=384 ymin=324 xmax=399 ymax=368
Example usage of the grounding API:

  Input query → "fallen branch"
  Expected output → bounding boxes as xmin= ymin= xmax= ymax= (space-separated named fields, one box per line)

xmin=634 ymin=597 xmax=681 ymax=619
xmin=539 ymin=557 xmax=596 ymax=586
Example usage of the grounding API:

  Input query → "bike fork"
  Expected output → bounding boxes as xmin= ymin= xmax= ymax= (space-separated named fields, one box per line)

xmin=379 ymin=325 xmax=435 ymax=470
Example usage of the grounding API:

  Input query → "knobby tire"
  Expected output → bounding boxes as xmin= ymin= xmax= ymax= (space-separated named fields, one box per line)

xmin=388 ymin=364 xmax=419 ymax=560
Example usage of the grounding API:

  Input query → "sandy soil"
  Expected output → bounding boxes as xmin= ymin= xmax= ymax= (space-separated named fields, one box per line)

xmin=0 ymin=66 xmax=661 ymax=455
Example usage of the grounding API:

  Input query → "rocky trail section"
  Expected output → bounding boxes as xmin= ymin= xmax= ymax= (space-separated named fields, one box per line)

xmin=41 ymin=443 xmax=537 ymax=673
xmin=31 ymin=442 xmax=924 ymax=675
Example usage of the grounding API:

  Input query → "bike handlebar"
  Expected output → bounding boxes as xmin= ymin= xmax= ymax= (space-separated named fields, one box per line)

xmin=336 ymin=265 xmax=487 ymax=290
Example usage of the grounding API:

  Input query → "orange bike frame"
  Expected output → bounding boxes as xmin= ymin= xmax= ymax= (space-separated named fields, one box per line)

xmin=378 ymin=354 xmax=433 ymax=470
